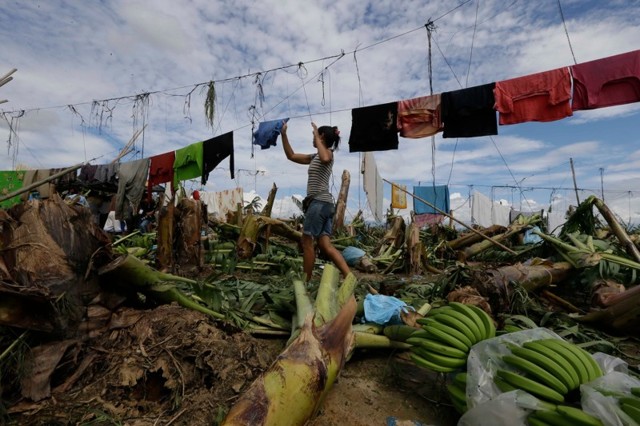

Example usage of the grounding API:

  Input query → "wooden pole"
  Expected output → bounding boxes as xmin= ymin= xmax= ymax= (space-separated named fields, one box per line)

xmin=383 ymin=178 xmax=517 ymax=255
xmin=570 ymin=158 xmax=580 ymax=205
xmin=0 ymin=161 xmax=87 ymax=203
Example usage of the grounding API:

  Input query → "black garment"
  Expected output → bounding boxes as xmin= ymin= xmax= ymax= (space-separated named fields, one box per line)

xmin=441 ymin=83 xmax=498 ymax=138
xmin=78 ymin=164 xmax=98 ymax=182
xmin=202 ymin=131 xmax=234 ymax=184
xmin=348 ymin=102 xmax=399 ymax=152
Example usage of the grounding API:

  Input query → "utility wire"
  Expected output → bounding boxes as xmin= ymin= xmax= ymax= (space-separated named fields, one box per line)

xmin=557 ymin=0 xmax=577 ymax=64
xmin=0 ymin=2 xmax=472 ymax=117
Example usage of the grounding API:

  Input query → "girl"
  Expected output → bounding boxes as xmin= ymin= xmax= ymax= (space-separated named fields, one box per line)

xmin=281 ymin=121 xmax=351 ymax=282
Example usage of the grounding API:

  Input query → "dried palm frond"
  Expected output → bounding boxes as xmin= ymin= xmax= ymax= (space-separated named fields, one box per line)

xmin=204 ymin=81 xmax=216 ymax=128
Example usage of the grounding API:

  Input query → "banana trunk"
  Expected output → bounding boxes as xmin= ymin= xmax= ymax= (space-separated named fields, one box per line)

xmin=222 ymin=266 xmax=358 ymax=426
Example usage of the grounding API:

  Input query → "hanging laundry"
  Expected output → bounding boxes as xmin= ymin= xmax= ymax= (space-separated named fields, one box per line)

xmin=115 ymin=158 xmax=150 ymax=221
xmin=441 ymin=83 xmax=497 ymax=138
xmin=571 ymin=49 xmax=640 ymax=110
xmin=78 ymin=164 xmax=98 ymax=183
xmin=349 ymin=102 xmax=399 ymax=152
xmin=547 ymin=211 xmax=566 ymax=236
xmin=0 ymin=170 xmax=24 ymax=208
xmin=202 ymin=131 xmax=234 ymax=184
xmin=494 ymin=67 xmax=572 ymax=124
xmin=147 ymin=151 xmax=175 ymax=200
xmin=252 ymin=118 xmax=288 ymax=150
xmin=396 ymin=94 xmax=443 ymax=138
xmin=362 ymin=152 xmax=384 ymax=222
xmin=413 ymin=213 xmax=444 ymax=228
xmin=470 ymin=191 xmax=510 ymax=227
xmin=214 ymin=187 xmax=243 ymax=222
xmin=413 ymin=185 xmax=449 ymax=215
xmin=391 ymin=183 xmax=407 ymax=209
xmin=94 ymin=163 xmax=120 ymax=185
xmin=174 ymin=141 xmax=204 ymax=187
xmin=20 ymin=169 xmax=58 ymax=201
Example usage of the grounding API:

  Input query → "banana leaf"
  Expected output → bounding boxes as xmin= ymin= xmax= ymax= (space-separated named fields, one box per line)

xmin=222 ymin=265 xmax=358 ymax=425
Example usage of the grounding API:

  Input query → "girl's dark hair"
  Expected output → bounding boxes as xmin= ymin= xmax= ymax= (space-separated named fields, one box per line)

xmin=318 ymin=125 xmax=341 ymax=151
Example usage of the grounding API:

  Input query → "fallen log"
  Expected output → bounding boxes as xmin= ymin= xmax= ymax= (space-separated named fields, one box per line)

xmin=472 ymin=259 xmax=574 ymax=310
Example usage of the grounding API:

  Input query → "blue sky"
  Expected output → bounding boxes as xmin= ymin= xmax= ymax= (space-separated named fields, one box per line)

xmin=1 ymin=0 xmax=640 ymax=225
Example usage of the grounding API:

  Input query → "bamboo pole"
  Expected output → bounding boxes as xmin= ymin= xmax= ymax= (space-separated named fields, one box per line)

xmin=383 ymin=179 xmax=517 ymax=255
xmin=0 ymin=161 xmax=87 ymax=203
xmin=112 ymin=125 xmax=146 ymax=163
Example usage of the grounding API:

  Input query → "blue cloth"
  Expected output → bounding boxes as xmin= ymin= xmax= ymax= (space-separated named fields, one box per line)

xmin=252 ymin=118 xmax=289 ymax=150
xmin=413 ymin=185 xmax=450 ymax=215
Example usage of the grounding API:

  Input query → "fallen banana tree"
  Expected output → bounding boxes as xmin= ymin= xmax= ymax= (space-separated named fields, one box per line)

xmin=222 ymin=265 xmax=407 ymax=426
xmin=578 ymin=283 xmax=640 ymax=333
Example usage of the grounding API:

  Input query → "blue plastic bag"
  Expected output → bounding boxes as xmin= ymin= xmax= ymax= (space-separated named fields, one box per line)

xmin=342 ymin=246 xmax=366 ymax=266
xmin=363 ymin=294 xmax=409 ymax=325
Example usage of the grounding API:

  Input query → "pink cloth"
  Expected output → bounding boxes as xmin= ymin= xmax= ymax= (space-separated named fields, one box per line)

xmin=413 ymin=213 xmax=444 ymax=227
xmin=494 ymin=67 xmax=572 ymax=124
xmin=396 ymin=94 xmax=443 ymax=138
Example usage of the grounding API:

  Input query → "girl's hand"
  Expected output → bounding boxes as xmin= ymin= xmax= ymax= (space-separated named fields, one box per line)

xmin=281 ymin=121 xmax=288 ymax=133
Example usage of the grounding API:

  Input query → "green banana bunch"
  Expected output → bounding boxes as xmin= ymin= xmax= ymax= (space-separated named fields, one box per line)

xmin=496 ymin=338 xmax=603 ymax=404
xmin=447 ymin=372 xmax=468 ymax=414
xmin=527 ymin=405 xmax=603 ymax=426
xmin=618 ymin=393 xmax=640 ymax=424
xmin=408 ymin=302 xmax=496 ymax=373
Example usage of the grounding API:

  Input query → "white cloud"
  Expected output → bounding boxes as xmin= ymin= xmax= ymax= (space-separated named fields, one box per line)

xmin=1 ymin=0 xmax=640 ymax=225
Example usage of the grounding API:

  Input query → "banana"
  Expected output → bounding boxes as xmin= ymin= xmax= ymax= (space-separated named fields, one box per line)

xmin=532 ymin=409 xmax=573 ymax=426
xmin=556 ymin=405 xmax=603 ymax=426
xmin=425 ymin=306 xmax=454 ymax=317
xmin=421 ymin=318 xmax=473 ymax=351
xmin=620 ymin=403 xmax=640 ymax=424
xmin=538 ymin=339 xmax=590 ymax=385
xmin=410 ymin=329 xmax=431 ymax=339
xmin=447 ymin=382 xmax=467 ymax=411
xmin=496 ymin=369 xmax=565 ymax=403
xmin=526 ymin=414 xmax=555 ymax=426
xmin=619 ymin=396 xmax=640 ymax=410
xmin=407 ymin=336 xmax=468 ymax=359
xmin=448 ymin=389 xmax=468 ymax=415
xmin=502 ymin=324 xmax=524 ymax=334
xmin=410 ymin=352 xmax=457 ymax=373
xmin=522 ymin=340 xmax=580 ymax=390
xmin=454 ymin=372 xmax=467 ymax=388
xmin=466 ymin=303 xmax=496 ymax=339
xmin=448 ymin=302 xmax=485 ymax=342
xmin=411 ymin=346 xmax=467 ymax=369
xmin=383 ymin=324 xmax=419 ymax=342
xmin=632 ymin=387 xmax=640 ymax=397
xmin=507 ymin=344 xmax=575 ymax=392
xmin=551 ymin=339 xmax=602 ymax=382
xmin=502 ymin=354 xmax=569 ymax=395
xmin=494 ymin=376 xmax=518 ymax=393
xmin=431 ymin=313 xmax=478 ymax=345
